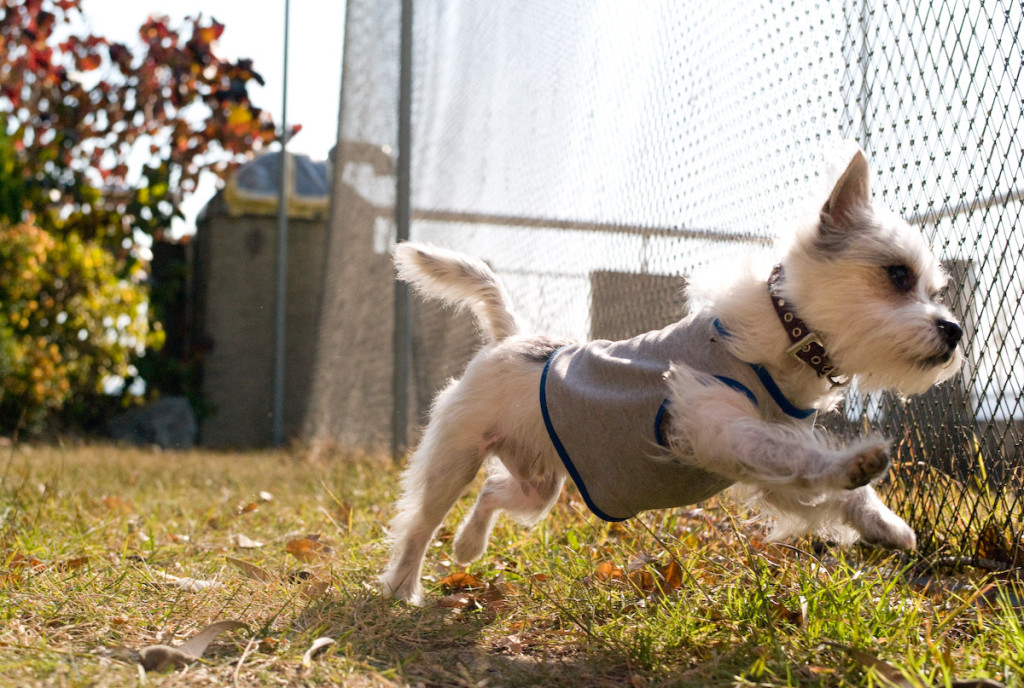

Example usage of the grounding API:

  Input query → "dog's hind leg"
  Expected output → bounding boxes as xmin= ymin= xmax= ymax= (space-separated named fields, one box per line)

xmin=380 ymin=387 xmax=489 ymax=605
xmin=380 ymin=442 xmax=484 ymax=605
xmin=453 ymin=461 xmax=564 ymax=564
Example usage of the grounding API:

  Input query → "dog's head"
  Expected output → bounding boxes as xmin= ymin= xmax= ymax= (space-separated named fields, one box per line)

xmin=780 ymin=148 xmax=964 ymax=395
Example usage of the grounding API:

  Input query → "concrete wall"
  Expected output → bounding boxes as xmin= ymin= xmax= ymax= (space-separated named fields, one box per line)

xmin=589 ymin=271 xmax=689 ymax=340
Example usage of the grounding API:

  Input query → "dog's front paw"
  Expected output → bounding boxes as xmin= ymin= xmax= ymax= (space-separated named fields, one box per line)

xmin=856 ymin=503 xmax=917 ymax=550
xmin=842 ymin=485 xmax=916 ymax=550
xmin=879 ymin=518 xmax=917 ymax=550
xmin=843 ymin=442 xmax=891 ymax=489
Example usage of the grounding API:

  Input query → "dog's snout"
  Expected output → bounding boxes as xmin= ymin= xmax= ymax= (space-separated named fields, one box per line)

xmin=936 ymin=319 xmax=963 ymax=349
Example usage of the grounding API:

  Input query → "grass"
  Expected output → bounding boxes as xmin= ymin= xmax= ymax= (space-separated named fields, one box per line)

xmin=0 ymin=443 xmax=1022 ymax=687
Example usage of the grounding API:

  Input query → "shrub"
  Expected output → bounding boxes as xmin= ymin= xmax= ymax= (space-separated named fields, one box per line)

xmin=0 ymin=221 xmax=161 ymax=434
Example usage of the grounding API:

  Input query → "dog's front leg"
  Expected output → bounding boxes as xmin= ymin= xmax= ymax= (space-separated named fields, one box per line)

xmin=839 ymin=485 xmax=916 ymax=549
xmin=665 ymin=364 xmax=891 ymax=491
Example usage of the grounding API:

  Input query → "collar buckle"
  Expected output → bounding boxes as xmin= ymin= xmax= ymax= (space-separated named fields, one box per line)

xmin=786 ymin=331 xmax=824 ymax=359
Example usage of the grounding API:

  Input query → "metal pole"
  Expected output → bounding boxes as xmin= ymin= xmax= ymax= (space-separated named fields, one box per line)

xmin=272 ymin=0 xmax=291 ymax=447
xmin=392 ymin=0 xmax=414 ymax=460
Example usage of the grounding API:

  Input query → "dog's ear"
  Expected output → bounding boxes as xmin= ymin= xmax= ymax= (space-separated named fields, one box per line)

xmin=821 ymin=149 xmax=871 ymax=229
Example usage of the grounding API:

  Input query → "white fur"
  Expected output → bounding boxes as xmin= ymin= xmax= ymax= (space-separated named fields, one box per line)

xmin=380 ymin=147 xmax=963 ymax=605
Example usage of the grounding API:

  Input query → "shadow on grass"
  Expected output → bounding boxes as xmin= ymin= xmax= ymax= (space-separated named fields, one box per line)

xmin=294 ymin=591 xmax=644 ymax=686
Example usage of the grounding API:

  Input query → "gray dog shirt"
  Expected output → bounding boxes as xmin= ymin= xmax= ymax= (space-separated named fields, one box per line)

xmin=539 ymin=310 xmax=816 ymax=521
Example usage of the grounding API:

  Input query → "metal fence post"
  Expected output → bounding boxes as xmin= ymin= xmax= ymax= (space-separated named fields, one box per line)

xmin=392 ymin=0 xmax=414 ymax=460
xmin=272 ymin=0 xmax=291 ymax=448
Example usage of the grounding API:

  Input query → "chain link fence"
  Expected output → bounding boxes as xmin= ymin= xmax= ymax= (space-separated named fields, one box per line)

xmin=307 ymin=0 xmax=1023 ymax=566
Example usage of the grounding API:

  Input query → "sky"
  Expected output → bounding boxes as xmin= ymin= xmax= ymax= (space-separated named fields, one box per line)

xmin=76 ymin=0 xmax=347 ymax=235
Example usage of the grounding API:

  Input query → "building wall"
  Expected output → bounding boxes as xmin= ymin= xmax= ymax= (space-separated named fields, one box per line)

xmin=192 ymin=195 xmax=327 ymax=448
xmin=589 ymin=271 xmax=689 ymax=341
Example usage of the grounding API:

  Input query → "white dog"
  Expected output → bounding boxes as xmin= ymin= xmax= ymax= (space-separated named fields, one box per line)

xmin=381 ymin=148 xmax=964 ymax=605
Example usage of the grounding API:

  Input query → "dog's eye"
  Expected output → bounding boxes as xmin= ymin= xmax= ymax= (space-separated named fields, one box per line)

xmin=885 ymin=265 xmax=914 ymax=293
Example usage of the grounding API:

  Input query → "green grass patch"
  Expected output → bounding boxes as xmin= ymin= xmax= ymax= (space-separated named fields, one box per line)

xmin=0 ymin=443 xmax=1021 ymax=686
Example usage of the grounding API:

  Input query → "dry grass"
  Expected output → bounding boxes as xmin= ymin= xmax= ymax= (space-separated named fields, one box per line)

xmin=0 ymin=442 xmax=1021 ymax=687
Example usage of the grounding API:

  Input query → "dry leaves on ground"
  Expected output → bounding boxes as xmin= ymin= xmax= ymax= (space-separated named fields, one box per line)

xmin=138 ymin=620 xmax=248 ymax=672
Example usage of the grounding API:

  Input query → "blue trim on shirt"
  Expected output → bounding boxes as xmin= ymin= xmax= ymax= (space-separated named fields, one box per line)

xmin=712 ymin=318 xmax=816 ymax=420
xmin=712 ymin=375 xmax=760 ymax=408
xmin=653 ymin=399 xmax=671 ymax=447
xmin=539 ymin=347 xmax=627 ymax=523
xmin=749 ymin=364 xmax=817 ymax=420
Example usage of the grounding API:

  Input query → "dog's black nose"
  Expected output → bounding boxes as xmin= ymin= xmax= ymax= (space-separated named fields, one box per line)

xmin=936 ymin=319 xmax=963 ymax=349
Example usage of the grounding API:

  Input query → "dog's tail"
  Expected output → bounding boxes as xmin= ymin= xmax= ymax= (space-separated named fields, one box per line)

xmin=393 ymin=241 xmax=522 ymax=344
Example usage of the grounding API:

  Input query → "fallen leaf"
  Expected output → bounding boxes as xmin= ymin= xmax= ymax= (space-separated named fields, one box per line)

xmin=301 ymin=637 xmax=335 ymax=667
xmin=439 ymin=571 xmax=484 ymax=592
xmin=495 ymin=633 xmax=526 ymax=654
xmin=482 ymin=584 xmax=509 ymax=607
xmin=54 ymin=556 xmax=90 ymax=572
xmin=238 ymin=502 xmax=259 ymax=515
xmin=628 ymin=569 xmax=656 ymax=591
xmin=138 ymin=644 xmax=194 ymax=673
xmin=103 ymin=495 xmax=132 ymax=512
xmin=490 ymin=557 xmax=519 ymax=572
xmin=438 ymin=592 xmax=478 ymax=609
xmin=177 ymin=620 xmax=248 ymax=656
xmin=233 ymin=533 xmax=264 ymax=549
xmin=659 ymin=560 xmax=684 ymax=591
xmin=593 ymin=561 xmax=625 ymax=583
xmin=301 ymin=580 xmax=331 ymax=599
xmin=225 ymin=556 xmax=274 ymax=583
xmin=151 ymin=570 xmax=222 ymax=592
xmin=437 ymin=581 xmax=507 ymax=614
xmin=286 ymin=536 xmax=331 ymax=562
xmin=286 ymin=540 xmax=317 ymax=562
xmin=9 ymin=553 xmax=46 ymax=573
xmin=139 ymin=620 xmax=248 ymax=672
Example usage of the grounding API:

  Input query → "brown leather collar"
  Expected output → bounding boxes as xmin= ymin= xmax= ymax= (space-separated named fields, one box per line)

xmin=767 ymin=265 xmax=847 ymax=387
